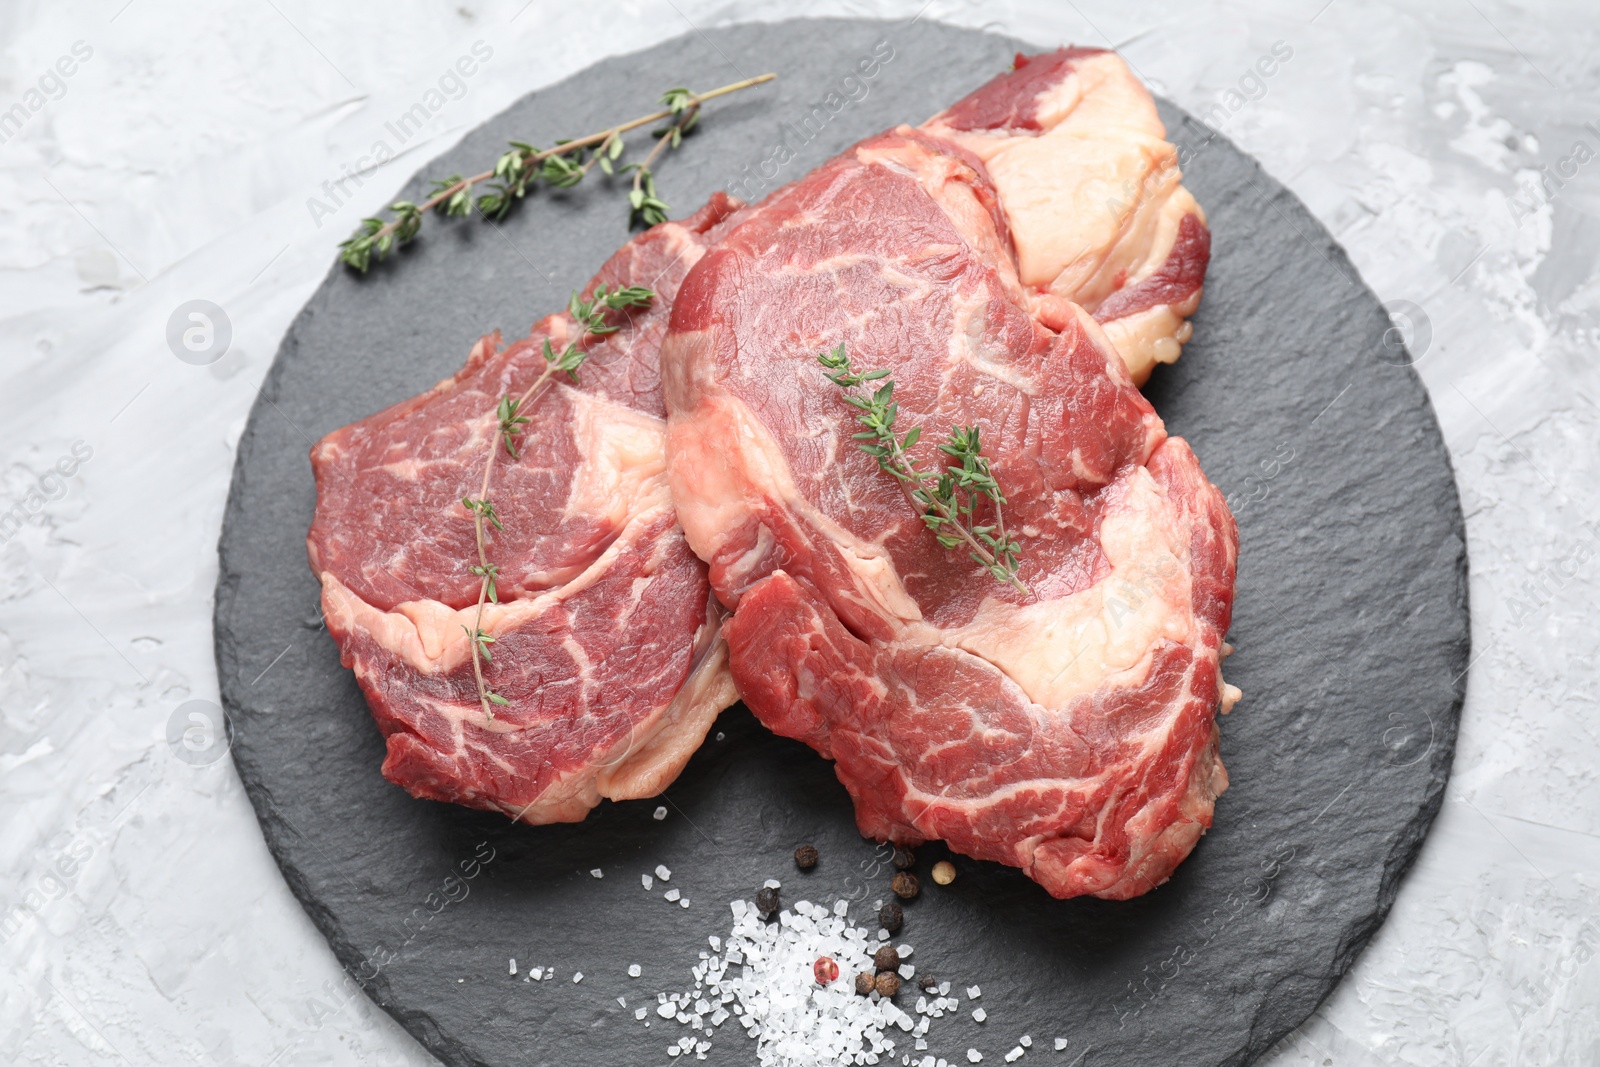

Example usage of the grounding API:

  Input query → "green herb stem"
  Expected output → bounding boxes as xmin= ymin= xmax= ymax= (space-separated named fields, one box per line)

xmin=818 ymin=344 xmax=1028 ymax=596
xmin=461 ymin=285 xmax=656 ymax=717
xmin=339 ymin=74 xmax=775 ymax=271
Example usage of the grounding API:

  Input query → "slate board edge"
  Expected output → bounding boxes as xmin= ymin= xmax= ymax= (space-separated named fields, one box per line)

xmin=1153 ymin=102 xmax=1471 ymax=1065
xmin=211 ymin=305 xmax=411 ymax=1053
xmin=211 ymin=17 xmax=1471 ymax=1067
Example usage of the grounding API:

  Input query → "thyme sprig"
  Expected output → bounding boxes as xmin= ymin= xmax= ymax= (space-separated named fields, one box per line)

xmin=338 ymin=74 xmax=774 ymax=272
xmin=622 ymin=86 xmax=699 ymax=226
xmin=818 ymin=344 xmax=1028 ymax=595
xmin=462 ymin=284 xmax=656 ymax=716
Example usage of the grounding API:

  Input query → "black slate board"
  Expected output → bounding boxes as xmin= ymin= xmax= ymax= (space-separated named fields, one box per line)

xmin=214 ymin=17 xmax=1469 ymax=1067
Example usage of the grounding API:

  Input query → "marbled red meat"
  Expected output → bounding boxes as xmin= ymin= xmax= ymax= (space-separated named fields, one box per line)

xmin=662 ymin=52 xmax=1237 ymax=898
xmin=307 ymin=196 xmax=745 ymax=824
xmin=924 ymin=48 xmax=1211 ymax=383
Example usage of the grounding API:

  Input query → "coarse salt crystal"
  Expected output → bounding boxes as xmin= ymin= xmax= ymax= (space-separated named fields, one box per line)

xmin=665 ymin=888 xmax=681 ymax=902
xmin=968 ymin=985 xmax=982 ymax=999
xmin=644 ymin=876 xmax=983 ymax=1067
xmin=1019 ymin=1036 xmax=1031 ymax=1048
xmin=590 ymin=868 xmax=603 ymax=878
xmin=635 ymin=1006 xmax=649 ymax=1020
xmin=628 ymin=964 xmax=642 ymax=977
xmin=657 ymin=865 xmax=673 ymax=881
xmin=531 ymin=967 xmax=543 ymax=980
xmin=643 ymin=874 xmax=655 ymax=890
xmin=973 ymin=1008 xmax=987 ymax=1023
xmin=1005 ymin=1048 xmax=1024 ymax=1063
xmin=573 ymin=972 xmax=584 ymax=984
xmin=968 ymin=1051 xmax=983 ymax=1063
xmin=680 ymin=898 xmax=691 ymax=908
xmin=1053 ymin=1039 xmax=1067 ymax=1051
xmin=654 ymin=806 xmax=668 ymax=820
xmin=617 ymin=996 xmax=627 ymax=1007
xmin=508 ymin=959 xmax=517 ymax=975
xmin=899 ymin=964 xmax=915 ymax=979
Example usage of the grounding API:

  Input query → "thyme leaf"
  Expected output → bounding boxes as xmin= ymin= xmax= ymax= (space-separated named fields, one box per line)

xmin=459 ymin=287 xmax=658 ymax=718
xmin=818 ymin=344 xmax=1028 ymax=595
xmin=338 ymin=74 xmax=775 ymax=272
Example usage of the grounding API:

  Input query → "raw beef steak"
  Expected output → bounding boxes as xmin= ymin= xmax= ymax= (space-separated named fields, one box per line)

xmin=307 ymin=195 xmax=744 ymax=824
xmin=923 ymin=48 xmax=1211 ymax=384
xmin=662 ymin=53 xmax=1238 ymax=899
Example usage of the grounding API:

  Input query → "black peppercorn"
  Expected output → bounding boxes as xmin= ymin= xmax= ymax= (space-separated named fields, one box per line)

xmin=891 ymin=871 xmax=920 ymax=900
xmin=873 ymin=945 xmax=900 ymax=972
xmin=855 ymin=971 xmax=875 ymax=996
xmin=918 ymin=974 xmax=938 ymax=992
xmin=794 ymin=844 xmax=818 ymax=869
xmin=874 ymin=971 xmax=900 ymax=998
xmin=878 ymin=901 xmax=903 ymax=933
xmin=892 ymin=847 xmax=916 ymax=870
xmin=755 ymin=886 xmax=780 ymax=918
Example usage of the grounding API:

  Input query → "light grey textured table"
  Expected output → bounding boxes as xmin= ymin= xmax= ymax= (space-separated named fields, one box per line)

xmin=2 ymin=1 xmax=1595 ymax=1064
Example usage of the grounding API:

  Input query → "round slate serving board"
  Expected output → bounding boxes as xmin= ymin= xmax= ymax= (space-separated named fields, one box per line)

xmin=215 ymin=17 xmax=1469 ymax=1067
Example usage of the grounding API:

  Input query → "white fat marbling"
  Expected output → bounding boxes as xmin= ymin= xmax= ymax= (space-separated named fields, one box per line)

xmin=1 ymin=1 xmax=1597 ymax=1064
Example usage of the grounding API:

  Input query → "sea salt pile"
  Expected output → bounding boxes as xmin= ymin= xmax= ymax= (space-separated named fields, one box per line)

xmin=645 ymin=890 xmax=978 ymax=1066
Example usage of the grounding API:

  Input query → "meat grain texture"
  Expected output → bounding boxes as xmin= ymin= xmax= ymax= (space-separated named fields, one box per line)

xmin=304 ymin=47 xmax=1238 ymax=900
xmin=307 ymin=197 xmax=746 ymax=824
xmin=663 ymin=49 xmax=1238 ymax=899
